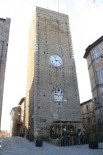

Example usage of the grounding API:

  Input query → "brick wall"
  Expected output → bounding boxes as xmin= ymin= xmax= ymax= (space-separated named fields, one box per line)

xmin=26 ymin=7 xmax=81 ymax=137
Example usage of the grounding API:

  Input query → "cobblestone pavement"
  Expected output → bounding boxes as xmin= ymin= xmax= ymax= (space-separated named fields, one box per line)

xmin=0 ymin=137 xmax=103 ymax=155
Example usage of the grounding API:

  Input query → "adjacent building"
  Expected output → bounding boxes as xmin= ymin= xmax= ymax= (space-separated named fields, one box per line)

xmin=10 ymin=97 xmax=25 ymax=137
xmin=84 ymin=36 xmax=103 ymax=133
xmin=18 ymin=97 xmax=26 ymax=136
xmin=26 ymin=7 xmax=82 ymax=138
xmin=0 ymin=17 xmax=11 ymax=128
xmin=10 ymin=106 xmax=21 ymax=136
xmin=80 ymin=99 xmax=95 ymax=134
xmin=0 ymin=130 xmax=10 ymax=137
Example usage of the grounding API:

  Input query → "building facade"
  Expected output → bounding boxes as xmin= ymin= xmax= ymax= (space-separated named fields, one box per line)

xmin=0 ymin=130 xmax=10 ymax=137
xmin=26 ymin=7 xmax=81 ymax=138
xmin=80 ymin=99 xmax=95 ymax=134
xmin=0 ymin=17 xmax=11 ymax=128
xmin=84 ymin=36 xmax=103 ymax=133
xmin=10 ymin=106 xmax=21 ymax=136
xmin=18 ymin=97 xmax=26 ymax=137
xmin=10 ymin=97 xmax=25 ymax=137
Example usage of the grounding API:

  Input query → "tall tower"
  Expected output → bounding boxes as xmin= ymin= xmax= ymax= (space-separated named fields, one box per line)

xmin=26 ymin=7 xmax=81 ymax=137
xmin=0 ymin=17 xmax=11 ymax=128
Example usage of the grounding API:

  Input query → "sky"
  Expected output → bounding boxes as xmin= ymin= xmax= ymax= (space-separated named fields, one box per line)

xmin=0 ymin=0 xmax=103 ymax=130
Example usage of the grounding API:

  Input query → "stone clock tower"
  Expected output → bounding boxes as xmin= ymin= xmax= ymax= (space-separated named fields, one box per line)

xmin=26 ymin=7 xmax=81 ymax=137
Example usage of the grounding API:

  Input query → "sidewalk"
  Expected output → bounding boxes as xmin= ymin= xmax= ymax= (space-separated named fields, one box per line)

xmin=0 ymin=137 xmax=103 ymax=155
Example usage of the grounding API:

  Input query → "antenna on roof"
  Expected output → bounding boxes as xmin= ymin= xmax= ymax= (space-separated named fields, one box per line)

xmin=58 ymin=0 xmax=62 ymax=12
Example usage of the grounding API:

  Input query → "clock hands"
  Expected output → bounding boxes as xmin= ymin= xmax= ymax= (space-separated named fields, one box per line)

xmin=50 ymin=55 xmax=63 ymax=67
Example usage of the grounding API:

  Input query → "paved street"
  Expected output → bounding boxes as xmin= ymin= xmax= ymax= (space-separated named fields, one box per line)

xmin=0 ymin=137 xmax=103 ymax=155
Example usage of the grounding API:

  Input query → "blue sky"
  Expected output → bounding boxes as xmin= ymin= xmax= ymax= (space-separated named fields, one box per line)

xmin=0 ymin=0 xmax=103 ymax=130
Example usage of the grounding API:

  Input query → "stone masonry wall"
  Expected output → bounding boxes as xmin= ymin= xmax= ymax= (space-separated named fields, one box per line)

xmin=33 ymin=7 xmax=81 ymax=136
xmin=0 ymin=18 xmax=11 ymax=128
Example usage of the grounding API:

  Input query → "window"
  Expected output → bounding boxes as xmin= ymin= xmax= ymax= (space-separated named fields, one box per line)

xmin=88 ymin=118 xmax=90 ymax=124
xmin=94 ymin=97 xmax=97 ymax=105
xmin=98 ymin=118 xmax=100 ymax=125
xmin=92 ymin=49 xmax=100 ymax=60
xmin=97 ymin=69 xmax=103 ymax=84
xmin=94 ymin=97 xmax=100 ymax=108
xmin=86 ymin=105 xmax=89 ymax=112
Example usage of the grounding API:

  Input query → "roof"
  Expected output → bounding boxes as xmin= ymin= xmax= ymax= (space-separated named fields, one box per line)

xmin=0 ymin=18 xmax=6 ymax=21
xmin=80 ymin=99 xmax=92 ymax=106
xmin=18 ymin=97 xmax=25 ymax=105
xmin=83 ymin=35 xmax=103 ymax=58
xmin=36 ymin=6 xmax=68 ymax=18
xmin=10 ymin=106 xmax=20 ymax=115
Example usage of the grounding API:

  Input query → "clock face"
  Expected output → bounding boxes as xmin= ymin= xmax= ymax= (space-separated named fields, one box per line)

xmin=49 ymin=55 xmax=63 ymax=67
xmin=53 ymin=88 xmax=63 ymax=102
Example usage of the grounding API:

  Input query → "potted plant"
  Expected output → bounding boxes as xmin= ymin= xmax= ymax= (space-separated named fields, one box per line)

xmin=35 ymin=136 xmax=43 ymax=147
xmin=89 ymin=133 xmax=98 ymax=149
